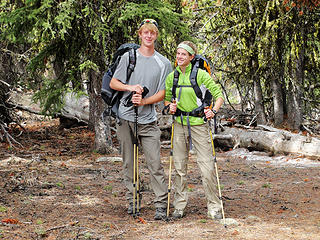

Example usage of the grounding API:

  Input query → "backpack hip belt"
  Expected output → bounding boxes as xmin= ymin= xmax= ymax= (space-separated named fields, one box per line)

xmin=173 ymin=105 xmax=206 ymax=118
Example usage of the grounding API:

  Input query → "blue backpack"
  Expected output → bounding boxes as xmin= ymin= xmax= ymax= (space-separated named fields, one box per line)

xmin=101 ymin=43 xmax=140 ymax=118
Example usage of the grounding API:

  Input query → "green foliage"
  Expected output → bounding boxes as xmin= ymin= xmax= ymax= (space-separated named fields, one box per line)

xmin=104 ymin=185 xmax=113 ymax=192
xmin=192 ymin=0 xmax=320 ymax=124
xmin=32 ymin=76 xmax=68 ymax=115
xmin=237 ymin=180 xmax=245 ymax=185
xmin=199 ymin=219 xmax=207 ymax=223
xmin=56 ymin=182 xmax=65 ymax=188
xmin=0 ymin=0 xmax=190 ymax=116
xmin=36 ymin=219 xmax=44 ymax=225
xmin=35 ymin=228 xmax=47 ymax=237
xmin=262 ymin=183 xmax=272 ymax=189
xmin=0 ymin=206 xmax=7 ymax=212
xmin=1 ymin=0 xmax=319 ymax=127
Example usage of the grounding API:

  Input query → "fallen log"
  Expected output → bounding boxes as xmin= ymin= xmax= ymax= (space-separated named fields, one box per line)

xmin=61 ymin=92 xmax=89 ymax=123
xmin=216 ymin=125 xmax=320 ymax=159
xmin=9 ymin=91 xmax=89 ymax=128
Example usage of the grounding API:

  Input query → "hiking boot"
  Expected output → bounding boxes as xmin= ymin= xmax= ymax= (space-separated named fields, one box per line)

xmin=172 ymin=209 xmax=184 ymax=219
xmin=128 ymin=202 xmax=142 ymax=216
xmin=127 ymin=196 xmax=142 ymax=215
xmin=207 ymin=208 xmax=222 ymax=220
xmin=154 ymin=207 xmax=167 ymax=220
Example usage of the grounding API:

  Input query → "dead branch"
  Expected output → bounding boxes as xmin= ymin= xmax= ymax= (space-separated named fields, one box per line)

xmin=46 ymin=221 xmax=79 ymax=232
xmin=0 ymin=122 xmax=23 ymax=148
xmin=8 ymin=102 xmax=42 ymax=115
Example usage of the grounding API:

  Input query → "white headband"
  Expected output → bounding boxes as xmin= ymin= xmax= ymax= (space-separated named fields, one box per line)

xmin=177 ymin=43 xmax=195 ymax=55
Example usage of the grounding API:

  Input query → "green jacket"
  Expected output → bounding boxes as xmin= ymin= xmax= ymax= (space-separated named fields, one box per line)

xmin=165 ymin=63 xmax=224 ymax=126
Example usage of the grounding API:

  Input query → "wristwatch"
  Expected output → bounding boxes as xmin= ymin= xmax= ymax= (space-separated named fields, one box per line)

xmin=212 ymin=109 xmax=217 ymax=114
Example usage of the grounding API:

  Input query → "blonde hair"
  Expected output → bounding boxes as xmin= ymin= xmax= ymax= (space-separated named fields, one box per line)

xmin=179 ymin=41 xmax=197 ymax=55
xmin=138 ymin=23 xmax=159 ymax=35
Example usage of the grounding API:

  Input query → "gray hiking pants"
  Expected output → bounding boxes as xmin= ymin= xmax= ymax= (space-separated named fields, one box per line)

xmin=117 ymin=119 xmax=168 ymax=208
xmin=172 ymin=122 xmax=221 ymax=211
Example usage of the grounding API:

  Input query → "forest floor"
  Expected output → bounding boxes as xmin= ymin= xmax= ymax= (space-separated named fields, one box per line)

xmin=0 ymin=117 xmax=320 ymax=240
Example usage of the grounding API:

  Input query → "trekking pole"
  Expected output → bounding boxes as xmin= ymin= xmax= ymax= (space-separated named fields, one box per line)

xmin=133 ymin=105 xmax=140 ymax=217
xmin=208 ymin=119 xmax=226 ymax=228
xmin=128 ymin=88 xmax=148 ymax=218
xmin=132 ymin=107 xmax=136 ymax=217
xmin=166 ymin=100 xmax=176 ymax=218
xmin=136 ymin=108 xmax=140 ymax=216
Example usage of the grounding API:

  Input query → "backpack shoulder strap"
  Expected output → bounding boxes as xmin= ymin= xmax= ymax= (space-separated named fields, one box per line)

xmin=190 ymin=60 xmax=203 ymax=101
xmin=126 ymin=48 xmax=137 ymax=82
xmin=172 ymin=69 xmax=180 ymax=100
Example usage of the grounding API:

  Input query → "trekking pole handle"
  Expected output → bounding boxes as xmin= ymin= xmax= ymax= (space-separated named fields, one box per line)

xmin=204 ymin=106 xmax=215 ymax=121
xmin=169 ymin=99 xmax=177 ymax=115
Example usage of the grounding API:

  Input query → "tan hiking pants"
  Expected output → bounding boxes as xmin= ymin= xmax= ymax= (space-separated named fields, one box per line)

xmin=117 ymin=119 xmax=168 ymax=208
xmin=172 ymin=121 xmax=221 ymax=211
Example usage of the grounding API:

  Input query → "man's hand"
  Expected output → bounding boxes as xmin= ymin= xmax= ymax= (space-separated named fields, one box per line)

xmin=129 ymin=84 xmax=143 ymax=94
xmin=132 ymin=92 xmax=143 ymax=106
xmin=131 ymin=86 xmax=149 ymax=106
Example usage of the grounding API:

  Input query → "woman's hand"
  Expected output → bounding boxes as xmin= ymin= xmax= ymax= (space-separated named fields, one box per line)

xmin=169 ymin=101 xmax=177 ymax=114
xmin=204 ymin=108 xmax=215 ymax=120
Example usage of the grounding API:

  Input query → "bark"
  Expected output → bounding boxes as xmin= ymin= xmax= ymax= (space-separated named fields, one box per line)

xmin=252 ymin=56 xmax=267 ymax=125
xmin=287 ymin=18 xmax=305 ymax=130
xmin=0 ymin=47 xmax=13 ymax=124
xmin=271 ymin=76 xmax=284 ymax=127
xmin=271 ymin=39 xmax=285 ymax=127
xmin=88 ymin=70 xmax=115 ymax=154
xmin=247 ymin=1 xmax=266 ymax=125
xmin=253 ymin=78 xmax=266 ymax=124
xmin=0 ymin=44 xmax=29 ymax=145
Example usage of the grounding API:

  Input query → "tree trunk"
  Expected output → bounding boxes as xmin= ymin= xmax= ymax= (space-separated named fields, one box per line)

xmin=287 ymin=18 xmax=305 ymax=130
xmin=252 ymin=53 xmax=266 ymax=124
xmin=88 ymin=70 xmax=115 ymax=154
xmin=271 ymin=76 xmax=284 ymax=127
xmin=247 ymin=3 xmax=267 ymax=125
xmin=0 ymin=45 xmax=18 ymax=124
xmin=271 ymin=37 xmax=285 ymax=127
xmin=253 ymin=78 xmax=266 ymax=125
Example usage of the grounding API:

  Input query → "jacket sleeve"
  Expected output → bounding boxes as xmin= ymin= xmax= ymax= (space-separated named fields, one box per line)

xmin=198 ymin=70 xmax=224 ymax=100
xmin=165 ymin=71 xmax=174 ymax=102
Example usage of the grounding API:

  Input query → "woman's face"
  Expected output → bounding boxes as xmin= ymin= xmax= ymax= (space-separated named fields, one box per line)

xmin=176 ymin=48 xmax=194 ymax=67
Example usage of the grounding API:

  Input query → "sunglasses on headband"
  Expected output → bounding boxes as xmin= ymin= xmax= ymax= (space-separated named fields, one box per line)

xmin=139 ymin=19 xmax=158 ymax=28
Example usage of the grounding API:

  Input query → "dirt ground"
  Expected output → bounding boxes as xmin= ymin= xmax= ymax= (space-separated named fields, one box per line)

xmin=0 ymin=118 xmax=319 ymax=240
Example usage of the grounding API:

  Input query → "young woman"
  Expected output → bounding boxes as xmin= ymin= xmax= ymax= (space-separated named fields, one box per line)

xmin=164 ymin=41 xmax=224 ymax=219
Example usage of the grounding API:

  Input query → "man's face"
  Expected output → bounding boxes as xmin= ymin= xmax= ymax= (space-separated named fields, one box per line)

xmin=139 ymin=28 xmax=158 ymax=47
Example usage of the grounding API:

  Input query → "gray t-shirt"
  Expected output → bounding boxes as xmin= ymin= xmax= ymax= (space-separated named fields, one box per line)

xmin=113 ymin=49 xmax=172 ymax=124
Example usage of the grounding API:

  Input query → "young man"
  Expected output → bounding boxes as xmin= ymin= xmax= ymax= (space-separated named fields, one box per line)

xmin=110 ymin=19 xmax=172 ymax=220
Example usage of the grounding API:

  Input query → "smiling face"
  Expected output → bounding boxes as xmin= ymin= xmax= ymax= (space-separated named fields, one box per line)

xmin=176 ymin=48 xmax=194 ymax=68
xmin=138 ymin=25 xmax=158 ymax=48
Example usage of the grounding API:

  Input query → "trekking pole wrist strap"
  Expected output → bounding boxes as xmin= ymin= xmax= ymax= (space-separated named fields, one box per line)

xmin=162 ymin=105 xmax=170 ymax=115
